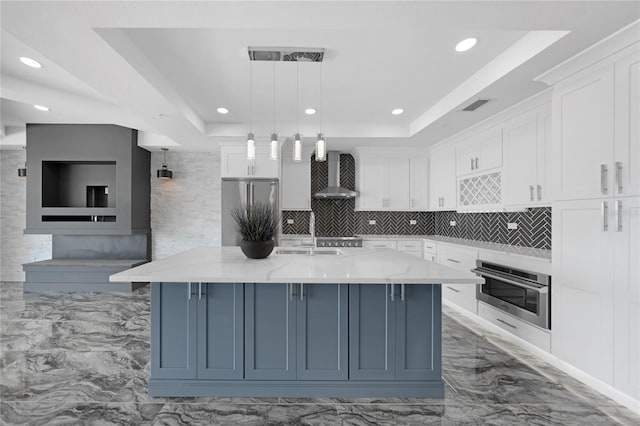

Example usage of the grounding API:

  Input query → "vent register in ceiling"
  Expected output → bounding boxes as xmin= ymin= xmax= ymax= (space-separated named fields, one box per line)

xmin=246 ymin=47 xmax=327 ymax=165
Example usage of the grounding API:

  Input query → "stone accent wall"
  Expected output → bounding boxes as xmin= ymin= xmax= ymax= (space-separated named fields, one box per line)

xmin=0 ymin=149 xmax=51 ymax=281
xmin=150 ymin=151 xmax=221 ymax=259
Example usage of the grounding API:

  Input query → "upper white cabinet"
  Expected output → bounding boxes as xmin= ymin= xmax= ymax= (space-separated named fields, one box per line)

xmin=503 ymin=105 xmax=551 ymax=206
xmin=281 ymin=143 xmax=312 ymax=210
xmin=221 ymin=145 xmax=280 ymax=178
xmin=354 ymin=149 xmax=427 ymax=211
xmin=429 ymin=145 xmax=457 ymax=211
xmin=455 ymin=127 xmax=502 ymax=176
xmin=552 ymin=45 xmax=639 ymax=201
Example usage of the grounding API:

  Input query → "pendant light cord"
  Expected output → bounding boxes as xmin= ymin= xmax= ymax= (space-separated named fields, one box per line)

xmin=250 ymin=60 xmax=253 ymax=133
xmin=273 ymin=62 xmax=276 ymax=133
xmin=296 ymin=62 xmax=300 ymax=134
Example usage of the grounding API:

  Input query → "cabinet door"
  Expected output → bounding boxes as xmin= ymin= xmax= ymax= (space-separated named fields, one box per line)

xmin=504 ymin=111 xmax=538 ymax=206
xmin=296 ymin=284 xmax=348 ymax=380
xmin=221 ymin=146 xmax=279 ymax=178
xmin=552 ymin=66 xmax=615 ymax=200
xmin=197 ymin=283 xmax=244 ymax=380
xmin=357 ymin=158 xmax=386 ymax=210
xmin=552 ymin=200 xmax=614 ymax=385
xmin=349 ymin=284 xmax=396 ymax=380
xmin=281 ymin=153 xmax=311 ymax=210
xmin=614 ymin=51 xmax=640 ymax=197
xmin=387 ymin=158 xmax=410 ymax=209
xmin=430 ymin=147 xmax=457 ymax=211
xmin=151 ymin=283 xmax=197 ymax=379
xmin=245 ymin=283 xmax=296 ymax=380
xmin=409 ymin=157 xmax=429 ymax=210
xmin=395 ymin=284 xmax=441 ymax=381
xmin=477 ymin=128 xmax=503 ymax=172
xmin=613 ymin=197 xmax=640 ymax=398
xmin=253 ymin=148 xmax=280 ymax=178
xmin=221 ymin=148 xmax=251 ymax=178
xmin=455 ymin=142 xmax=476 ymax=176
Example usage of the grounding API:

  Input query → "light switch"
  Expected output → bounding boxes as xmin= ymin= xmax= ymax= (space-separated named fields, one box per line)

xmin=409 ymin=219 xmax=417 ymax=225
xmin=449 ymin=220 xmax=456 ymax=226
xmin=507 ymin=222 xmax=518 ymax=230
xmin=286 ymin=219 xmax=294 ymax=224
xmin=369 ymin=220 xmax=376 ymax=225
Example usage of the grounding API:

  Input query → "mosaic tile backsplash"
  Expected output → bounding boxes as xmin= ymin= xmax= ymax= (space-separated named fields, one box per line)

xmin=281 ymin=153 xmax=551 ymax=250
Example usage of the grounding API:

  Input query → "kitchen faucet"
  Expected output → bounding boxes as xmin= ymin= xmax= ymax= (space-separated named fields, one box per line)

xmin=309 ymin=211 xmax=316 ymax=255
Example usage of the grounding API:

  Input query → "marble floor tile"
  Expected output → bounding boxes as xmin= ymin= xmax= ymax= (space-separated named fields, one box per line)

xmin=1 ymin=282 xmax=638 ymax=425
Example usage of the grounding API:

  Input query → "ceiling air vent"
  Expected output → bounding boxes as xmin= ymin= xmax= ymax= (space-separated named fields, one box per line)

xmin=461 ymin=98 xmax=492 ymax=112
xmin=248 ymin=47 xmax=324 ymax=62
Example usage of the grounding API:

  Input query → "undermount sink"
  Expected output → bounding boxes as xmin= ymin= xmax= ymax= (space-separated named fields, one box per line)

xmin=276 ymin=247 xmax=342 ymax=256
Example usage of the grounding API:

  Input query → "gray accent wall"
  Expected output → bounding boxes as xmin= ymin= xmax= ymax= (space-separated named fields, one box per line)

xmin=0 ymin=149 xmax=51 ymax=281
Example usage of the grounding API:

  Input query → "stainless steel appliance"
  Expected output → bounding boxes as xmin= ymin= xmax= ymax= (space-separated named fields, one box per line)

xmin=316 ymin=237 xmax=362 ymax=247
xmin=221 ymin=178 xmax=279 ymax=246
xmin=473 ymin=260 xmax=551 ymax=330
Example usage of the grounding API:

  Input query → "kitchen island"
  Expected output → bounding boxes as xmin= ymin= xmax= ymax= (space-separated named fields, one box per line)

xmin=110 ymin=246 xmax=482 ymax=397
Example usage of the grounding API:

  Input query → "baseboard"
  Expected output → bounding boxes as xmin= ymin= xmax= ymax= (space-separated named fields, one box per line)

xmin=443 ymin=301 xmax=640 ymax=415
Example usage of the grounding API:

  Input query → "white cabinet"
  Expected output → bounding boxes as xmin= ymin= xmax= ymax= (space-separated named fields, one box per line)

xmin=362 ymin=239 xmax=398 ymax=250
xmin=436 ymin=244 xmax=478 ymax=314
xmin=397 ymin=239 xmax=423 ymax=258
xmin=552 ymin=46 xmax=639 ymax=201
xmin=221 ymin=145 xmax=280 ymax=178
xmin=478 ymin=302 xmax=551 ymax=352
xmin=423 ymin=240 xmax=437 ymax=262
xmin=354 ymin=149 xmax=427 ymax=211
xmin=281 ymin=143 xmax=312 ymax=210
xmin=429 ymin=146 xmax=457 ymax=211
xmin=503 ymin=105 xmax=551 ymax=206
xmin=456 ymin=127 xmax=502 ymax=176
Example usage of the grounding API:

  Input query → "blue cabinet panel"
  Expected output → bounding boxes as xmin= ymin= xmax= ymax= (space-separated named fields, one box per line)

xmin=349 ymin=284 xmax=396 ymax=380
xmin=245 ymin=283 xmax=296 ymax=380
xmin=395 ymin=284 xmax=442 ymax=380
xmin=297 ymin=284 xmax=348 ymax=380
xmin=197 ymin=283 xmax=244 ymax=380
xmin=151 ymin=283 xmax=197 ymax=379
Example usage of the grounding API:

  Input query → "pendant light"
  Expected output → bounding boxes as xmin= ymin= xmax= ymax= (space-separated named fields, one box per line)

xmin=315 ymin=63 xmax=326 ymax=162
xmin=247 ymin=60 xmax=256 ymax=163
xmin=18 ymin=146 xmax=27 ymax=178
xmin=270 ymin=62 xmax=278 ymax=161
xmin=157 ymin=148 xmax=173 ymax=179
xmin=293 ymin=62 xmax=302 ymax=162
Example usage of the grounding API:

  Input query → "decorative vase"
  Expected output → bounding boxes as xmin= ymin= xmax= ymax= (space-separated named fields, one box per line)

xmin=240 ymin=239 xmax=275 ymax=259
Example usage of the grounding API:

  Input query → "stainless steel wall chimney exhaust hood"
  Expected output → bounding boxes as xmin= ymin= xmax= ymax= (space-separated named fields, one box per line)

xmin=314 ymin=151 xmax=357 ymax=199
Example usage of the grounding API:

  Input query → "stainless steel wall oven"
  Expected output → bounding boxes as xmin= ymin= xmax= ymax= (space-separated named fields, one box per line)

xmin=473 ymin=260 xmax=551 ymax=330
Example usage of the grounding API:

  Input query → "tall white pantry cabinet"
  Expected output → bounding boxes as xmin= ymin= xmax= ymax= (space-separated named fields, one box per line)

xmin=547 ymin=37 xmax=639 ymax=403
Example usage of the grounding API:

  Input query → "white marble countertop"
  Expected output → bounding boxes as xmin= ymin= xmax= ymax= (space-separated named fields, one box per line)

xmin=421 ymin=236 xmax=551 ymax=261
xmin=110 ymin=246 xmax=483 ymax=285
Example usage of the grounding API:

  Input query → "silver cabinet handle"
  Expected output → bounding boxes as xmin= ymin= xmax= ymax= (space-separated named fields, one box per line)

xmin=198 ymin=282 xmax=203 ymax=300
xmin=537 ymin=185 xmax=542 ymax=201
xmin=410 ymin=198 xmax=415 ymax=208
xmin=447 ymin=287 xmax=460 ymax=293
xmin=447 ymin=258 xmax=460 ymax=264
xmin=601 ymin=164 xmax=608 ymax=195
xmin=497 ymin=318 xmax=517 ymax=329
xmin=188 ymin=282 xmax=192 ymax=300
xmin=615 ymin=161 xmax=622 ymax=194
xmin=475 ymin=157 xmax=479 ymax=170
xmin=401 ymin=283 xmax=405 ymax=302
xmin=602 ymin=201 xmax=609 ymax=232
xmin=470 ymin=158 xmax=474 ymax=170
xmin=615 ymin=200 xmax=622 ymax=232
xmin=390 ymin=283 xmax=395 ymax=302
xmin=529 ymin=185 xmax=534 ymax=201
xmin=300 ymin=283 xmax=304 ymax=301
xmin=289 ymin=283 xmax=293 ymax=301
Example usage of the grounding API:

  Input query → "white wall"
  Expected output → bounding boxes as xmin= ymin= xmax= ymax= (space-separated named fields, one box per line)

xmin=0 ymin=149 xmax=51 ymax=281
xmin=150 ymin=150 xmax=222 ymax=259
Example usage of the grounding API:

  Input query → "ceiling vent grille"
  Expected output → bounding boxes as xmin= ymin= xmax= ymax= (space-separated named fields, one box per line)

xmin=248 ymin=47 xmax=324 ymax=62
xmin=461 ymin=98 xmax=492 ymax=112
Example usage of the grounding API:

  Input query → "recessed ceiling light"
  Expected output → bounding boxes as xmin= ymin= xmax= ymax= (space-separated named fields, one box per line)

xmin=305 ymin=108 xmax=316 ymax=115
xmin=20 ymin=56 xmax=42 ymax=68
xmin=455 ymin=38 xmax=477 ymax=52
xmin=391 ymin=108 xmax=404 ymax=115
xmin=34 ymin=104 xmax=50 ymax=111
xmin=217 ymin=107 xmax=229 ymax=114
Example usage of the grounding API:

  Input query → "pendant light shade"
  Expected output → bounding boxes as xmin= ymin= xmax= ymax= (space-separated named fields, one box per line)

xmin=157 ymin=147 xmax=173 ymax=179
xmin=247 ymin=132 xmax=256 ymax=161
xmin=293 ymin=133 xmax=302 ymax=162
xmin=315 ymin=133 xmax=326 ymax=162
xmin=270 ymin=133 xmax=278 ymax=161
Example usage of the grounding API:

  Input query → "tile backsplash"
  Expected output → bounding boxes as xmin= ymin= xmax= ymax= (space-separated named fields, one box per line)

xmin=281 ymin=152 xmax=551 ymax=250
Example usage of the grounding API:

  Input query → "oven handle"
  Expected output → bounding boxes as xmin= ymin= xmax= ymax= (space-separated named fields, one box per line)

xmin=471 ymin=268 xmax=548 ymax=293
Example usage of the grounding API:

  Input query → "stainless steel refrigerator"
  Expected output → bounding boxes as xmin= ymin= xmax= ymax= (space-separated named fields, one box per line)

xmin=221 ymin=178 xmax=279 ymax=246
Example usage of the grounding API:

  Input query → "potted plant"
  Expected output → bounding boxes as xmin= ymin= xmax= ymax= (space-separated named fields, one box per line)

xmin=231 ymin=202 xmax=279 ymax=259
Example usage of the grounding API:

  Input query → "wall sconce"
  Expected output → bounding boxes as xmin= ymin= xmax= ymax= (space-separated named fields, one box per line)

xmin=157 ymin=147 xmax=173 ymax=179
xmin=18 ymin=146 xmax=27 ymax=177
